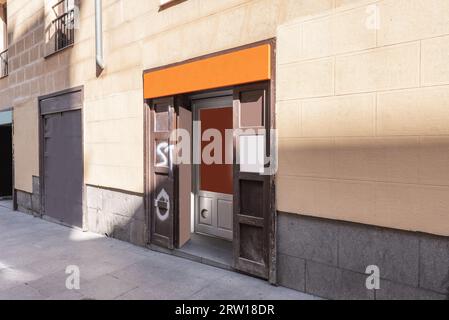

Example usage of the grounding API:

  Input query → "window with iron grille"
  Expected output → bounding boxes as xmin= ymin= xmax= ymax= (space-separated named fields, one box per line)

xmin=52 ymin=0 xmax=75 ymax=52
xmin=0 ymin=2 xmax=7 ymax=78
xmin=0 ymin=49 xmax=7 ymax=78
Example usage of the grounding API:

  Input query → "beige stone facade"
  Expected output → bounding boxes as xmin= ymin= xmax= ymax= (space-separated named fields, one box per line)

xmin=276 ymin=0 xmax=449 ymax=237
xmin=0 ymin=0 xmax=448 ymax=237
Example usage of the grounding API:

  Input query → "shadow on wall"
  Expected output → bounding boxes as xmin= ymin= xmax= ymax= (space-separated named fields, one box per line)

xmin=277 ymin=135 xmax=449 ymax=236
xmin=8 ymin=0 xmax=146 ymax=248
xmin=86 ymin=185 xmax=147 ymax=248
xmin=13 ymin=0 xmax=85 ymax=216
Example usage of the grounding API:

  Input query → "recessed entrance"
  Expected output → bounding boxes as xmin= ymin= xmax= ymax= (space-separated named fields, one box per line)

xmin=144 ymin=40 xmax=276 ymax=282
xmin=146 ymin=83 xmax=275 ymax=276
xmin=148 ymin=93 xmax=235 ymax=268
xmin=174 ymin=95 xmax=235 ymax=268
xmin=193 ymin=96 xmax=234 ymax=242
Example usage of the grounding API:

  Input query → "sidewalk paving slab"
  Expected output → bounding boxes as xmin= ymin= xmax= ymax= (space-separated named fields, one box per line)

xmin=0 ymin=201 xmax=319 ymax=300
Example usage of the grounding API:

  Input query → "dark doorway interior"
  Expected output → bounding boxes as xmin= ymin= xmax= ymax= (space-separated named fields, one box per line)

xmin=0 ymin=124 xmax=12 ymax=199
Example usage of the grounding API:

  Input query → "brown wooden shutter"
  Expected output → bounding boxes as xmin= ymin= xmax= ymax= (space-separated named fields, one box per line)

xmin=233 ymin=82 xmax=274 ymax=280
xmin=149 ymin=97 xmax=177 ymax=249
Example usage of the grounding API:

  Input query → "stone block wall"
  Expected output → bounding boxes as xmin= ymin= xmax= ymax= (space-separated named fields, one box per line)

xmin=86 ymin=185 xmax=146 ymax=247
xmin=276 ymin=0 xmax=449 ymax=237
xmin=16 ymin=176 xmax=40 ymax=215
xmin=278 ymin=212 xmax=449 ymax=300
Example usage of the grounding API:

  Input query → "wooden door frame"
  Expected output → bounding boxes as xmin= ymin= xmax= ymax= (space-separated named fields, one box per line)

xmin=38 ymin=85 xmax=86 ymax=230
xmin=143 ymin=39 xmax=277 ymax=283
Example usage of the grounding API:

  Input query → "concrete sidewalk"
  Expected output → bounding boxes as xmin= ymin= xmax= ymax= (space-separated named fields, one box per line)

xmin=0 ymin=201 xmax=318 ymax=300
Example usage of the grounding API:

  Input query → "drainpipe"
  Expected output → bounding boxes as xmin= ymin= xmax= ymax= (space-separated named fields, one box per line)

xmin=95 ymin=0 xmax=105 ymax=71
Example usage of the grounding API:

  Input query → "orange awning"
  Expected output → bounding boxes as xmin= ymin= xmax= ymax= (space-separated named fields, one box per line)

xmin=144 ymin=44 xmax=271 ymax=99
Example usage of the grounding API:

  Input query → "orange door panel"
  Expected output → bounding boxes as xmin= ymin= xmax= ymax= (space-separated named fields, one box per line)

xmin=200 ymin=107 xmax=233 ymax=195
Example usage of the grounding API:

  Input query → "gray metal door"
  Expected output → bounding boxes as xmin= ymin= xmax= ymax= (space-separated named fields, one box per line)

xmin=193 ymin=96 xmax=234 ymax=241
xmin=43 ymin=110 xmax=83 ymax=228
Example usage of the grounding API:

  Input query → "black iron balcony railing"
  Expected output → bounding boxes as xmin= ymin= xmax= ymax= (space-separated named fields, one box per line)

xmin=0 ymin=49 xmax=8 ymax=78
xmin=52 ymin=8 xmax=75 ymax=52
